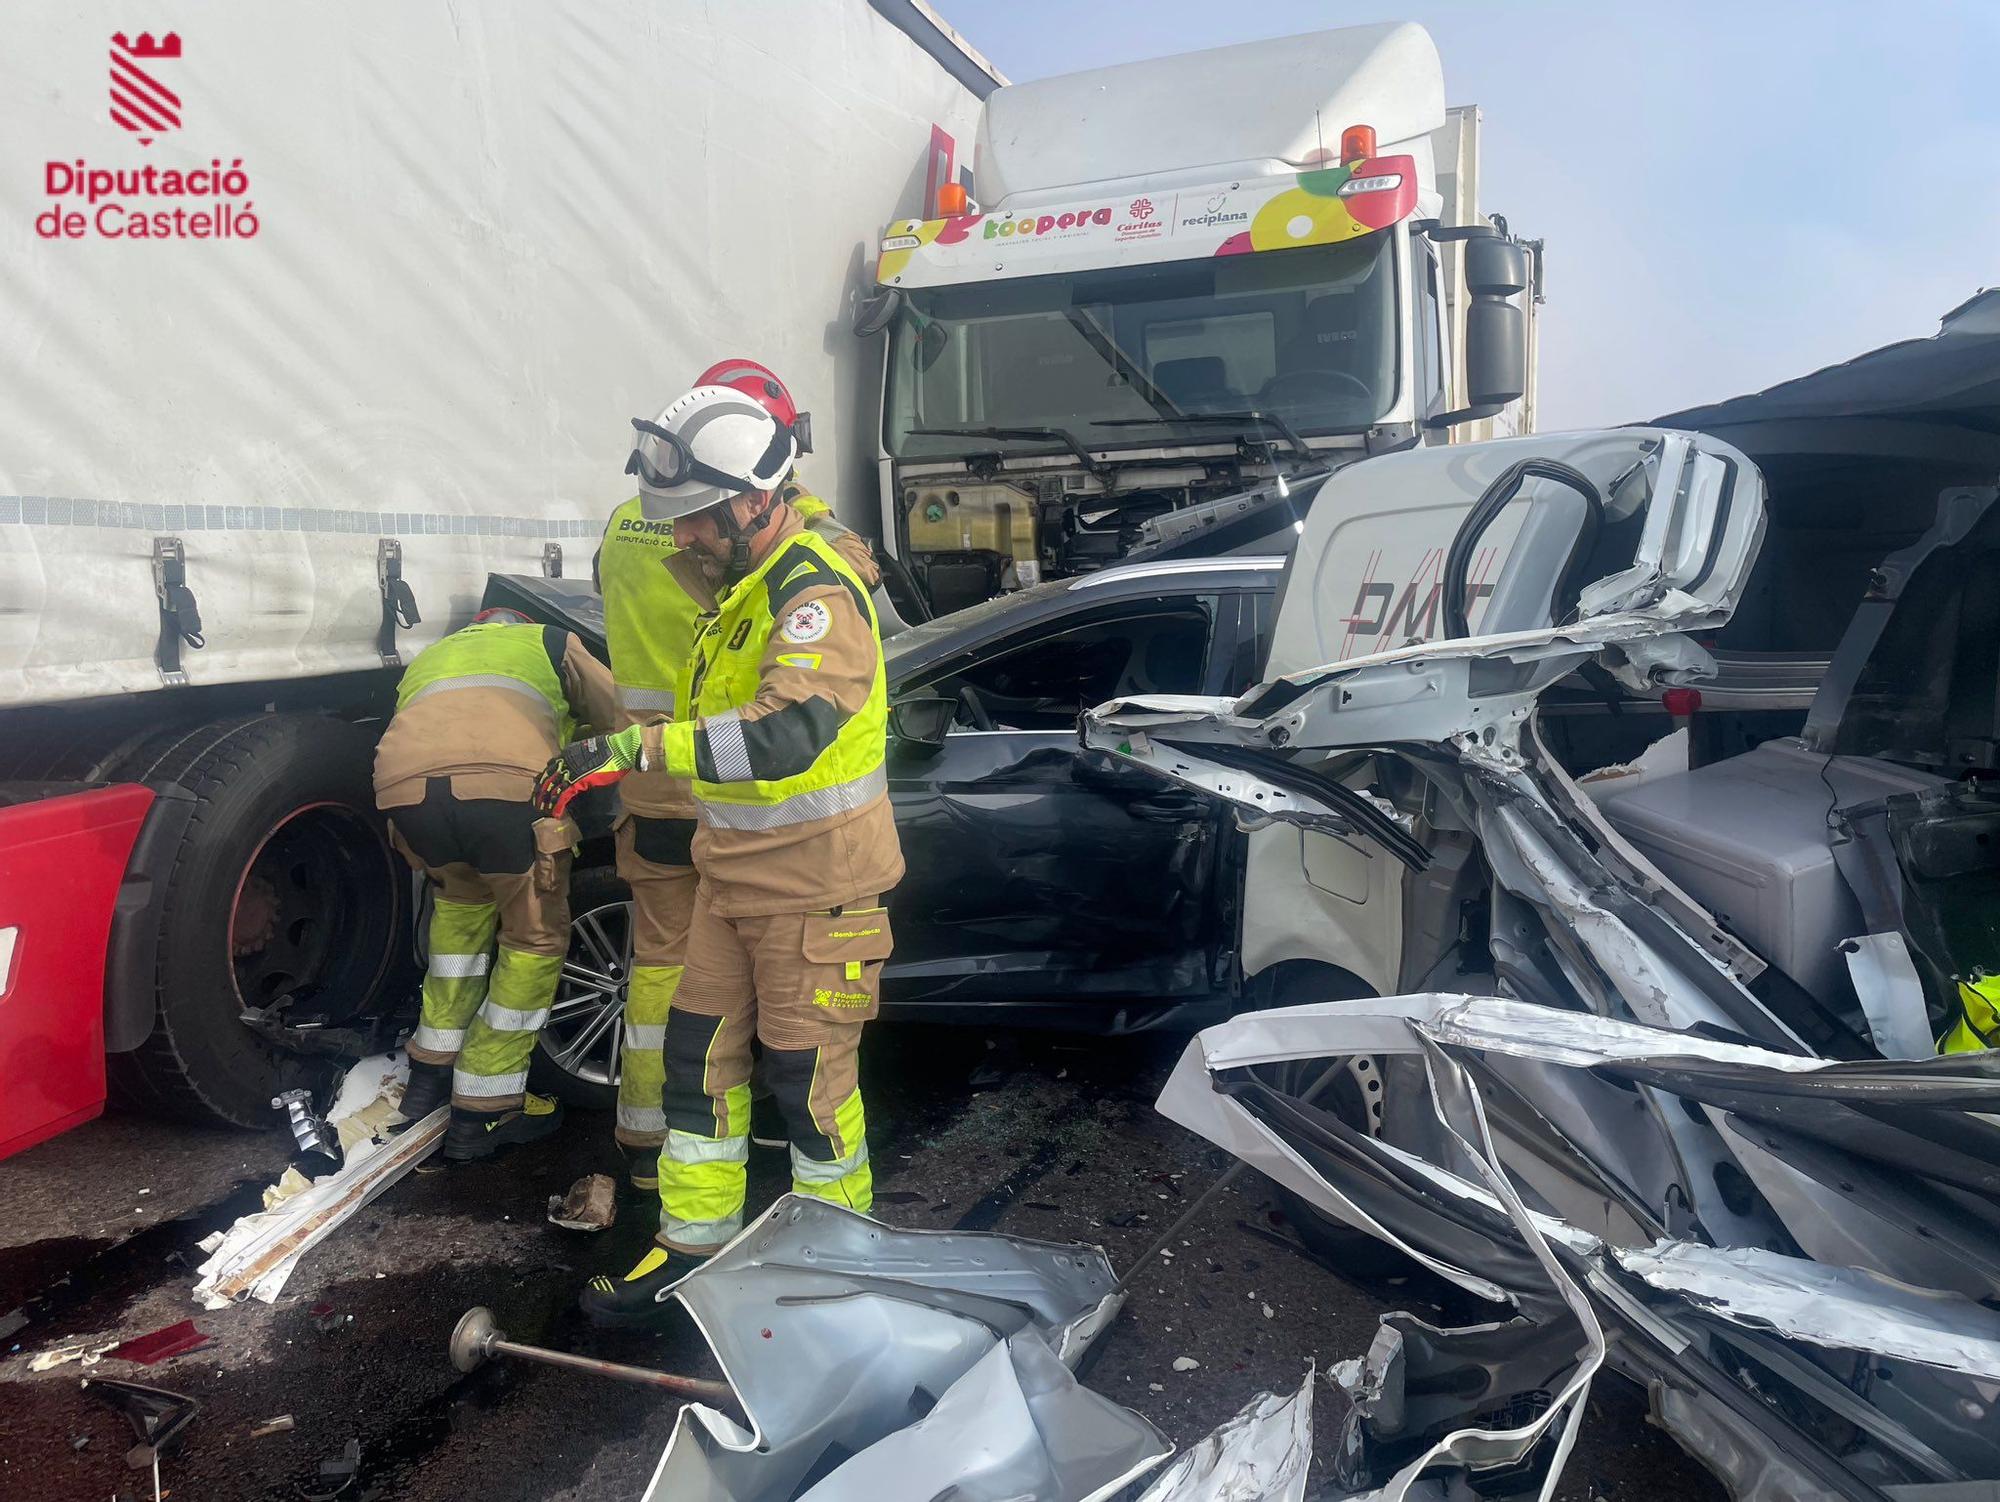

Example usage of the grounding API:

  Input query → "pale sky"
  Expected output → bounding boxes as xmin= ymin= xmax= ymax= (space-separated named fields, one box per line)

xmin=932 ymin=1 xmax=2000 ymax=429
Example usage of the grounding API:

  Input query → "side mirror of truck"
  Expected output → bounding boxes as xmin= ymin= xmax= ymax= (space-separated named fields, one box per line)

xmin=1422 ymin=224 xmax=1532 ymax=427
xmin=888 ymin=694 xmax=955 ymax=754
xmin=1462 ymin=236 xmax=1529 ymax=412
xmin=853 ymin=285 xmax=903 ymax=339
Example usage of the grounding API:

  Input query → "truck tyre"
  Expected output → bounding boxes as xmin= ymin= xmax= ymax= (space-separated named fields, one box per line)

xmin=105 ymin=714 xmax=405 ymax=1127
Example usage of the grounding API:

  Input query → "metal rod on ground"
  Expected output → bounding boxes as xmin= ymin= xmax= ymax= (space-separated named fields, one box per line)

xmin=449 ymin=1307 xmax=735 ymax=1406
xmin=1114 ymin=1057 xmax=1347 ymax=1293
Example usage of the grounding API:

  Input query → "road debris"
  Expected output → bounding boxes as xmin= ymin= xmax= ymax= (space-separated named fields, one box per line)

xmin=448 ymin=1306 xmax=734 ymax=1405
xmin=1171 ymin=1356 xmax=1200 ymax=1372
xmin=1135 ymin=1367 xmax=1314 ymax=1502
xmin=191 ymin=1053 xmax=442 ymax=1307
xmin=28 ymin=1332 xmax=119 ymax=1371
xmin=272 ymin=1088 xmax=344 ymax=1177
xmin=83 ymin=1375 xmax=200 ymax=1470
xmin=546 ymin=1172 xmax=617 ymax=1232
xmin=250 ymin=1414 xmax=295 ymax=1438
xmin=299 ymin=1438 xmax=362 ymax=1500
xmin=640 ymin=1194 xmax=1167 ymax=1500
xmin=107 ymin=1319 xmax=212 ymax=1366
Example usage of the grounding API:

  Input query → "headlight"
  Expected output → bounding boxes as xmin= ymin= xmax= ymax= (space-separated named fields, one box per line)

xmin=1337 ymin=173 xmax=1404 ymax=197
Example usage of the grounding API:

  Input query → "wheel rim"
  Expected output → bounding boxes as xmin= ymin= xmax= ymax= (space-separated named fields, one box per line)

xmin=229 ymin=802 xmax=397 ymax=1023
xmin=538 ymin=896 xmax=632 ymax=1086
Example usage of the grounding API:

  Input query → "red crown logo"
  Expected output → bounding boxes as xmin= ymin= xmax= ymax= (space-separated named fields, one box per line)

xmin=112 ymin=31 xmax=182 ymax=59
xmin=109 ymin=31 xmax=182 ymax=145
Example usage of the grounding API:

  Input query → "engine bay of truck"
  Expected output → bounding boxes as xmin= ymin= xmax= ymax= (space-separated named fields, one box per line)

xmin=895 ymin=461 xmax=1304 ymax=613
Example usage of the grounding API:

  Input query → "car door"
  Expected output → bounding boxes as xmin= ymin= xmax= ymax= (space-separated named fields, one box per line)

xmin=882 ymin=588 xmax=1251 ymax=1019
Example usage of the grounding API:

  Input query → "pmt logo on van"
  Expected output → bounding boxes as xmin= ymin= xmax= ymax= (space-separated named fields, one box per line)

xmin=984 ymin=207 xmax=1113 ymax=240
xmin=33 ymin=30 xmax=261 ymax=241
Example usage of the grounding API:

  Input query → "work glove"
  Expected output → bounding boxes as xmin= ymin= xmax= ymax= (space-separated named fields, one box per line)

xmin=533 ymin=725 xmax=644 ymax=817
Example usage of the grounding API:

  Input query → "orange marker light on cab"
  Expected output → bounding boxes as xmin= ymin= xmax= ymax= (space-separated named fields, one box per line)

xmin=937 ymin=181 xmax=969 ymax=216
xmin=1339 ymin=124 xmax=1377 ymax=163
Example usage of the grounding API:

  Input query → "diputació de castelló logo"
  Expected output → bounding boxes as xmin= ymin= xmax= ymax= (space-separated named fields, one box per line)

xmin=37 ymin=29 xmax=261 ymax=240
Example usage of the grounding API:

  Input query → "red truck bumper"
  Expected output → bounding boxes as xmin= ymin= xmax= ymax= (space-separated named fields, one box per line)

xmin=0 ymin=782 xmax=155 ymax=1161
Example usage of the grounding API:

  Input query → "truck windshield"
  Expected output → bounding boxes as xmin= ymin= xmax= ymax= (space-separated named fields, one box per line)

xmin=885 ymin=237 xmax=1397 ymax=461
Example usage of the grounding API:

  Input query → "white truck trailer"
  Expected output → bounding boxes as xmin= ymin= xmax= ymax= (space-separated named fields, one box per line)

xmin=0 ymin=0 xmax=989 ymax=1134
xmin=856 ymin=23 xmax=1544 ymax=614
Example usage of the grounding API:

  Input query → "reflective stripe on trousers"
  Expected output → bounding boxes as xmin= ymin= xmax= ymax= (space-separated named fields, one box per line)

xmin=787 ymin=1087 xmax=873 ymax=1212
xmin=616 ymin=963 xmax=683 ymax=1149
xmin=407 ymin=898 xmax=498 ymax=1065
xmin=451 ymin=948 xmax=563 ymax=1111
xmin=656 ymin=1082 xmax=752 ymax=1252
xmin=694 ymin=765 xmax=887 ymax=831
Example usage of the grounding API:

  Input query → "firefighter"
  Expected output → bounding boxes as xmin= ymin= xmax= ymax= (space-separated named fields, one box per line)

xmin=536 ymin=385 xmax=902 ymax=1322
xmin=594 ymin=357 xmax=880 ymax=1194
xmin=376 ymin=607 xmax=617 ymax=1160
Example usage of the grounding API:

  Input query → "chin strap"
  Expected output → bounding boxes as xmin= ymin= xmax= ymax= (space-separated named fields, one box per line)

xmin=719 ymin=492 xmax=776 ymax=581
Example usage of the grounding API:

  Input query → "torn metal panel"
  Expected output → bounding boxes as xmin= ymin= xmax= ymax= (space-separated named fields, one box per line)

xmin=1165 ymin=996 xmax=2000 ymax=1500
xmin=1615 ymin=1241 xmax=2000 ymax=1379
xmin=643 ymin=1196 xmax=1154 ymax=1502
xmin=1135 ymin=1366 xmax=1314 ymax=1502
xmin=191 ymin=1054 xmax=437 ymax=1307
xmin=795 ymin=1330 xmax=1168 ymax=1502
xmin=1841 ymin=933 xmax=1937 ymax=1059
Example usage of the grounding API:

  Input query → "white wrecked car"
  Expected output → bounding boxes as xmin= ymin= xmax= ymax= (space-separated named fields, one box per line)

xmin=1087 ymin=423 xmax=2000 ymax=1500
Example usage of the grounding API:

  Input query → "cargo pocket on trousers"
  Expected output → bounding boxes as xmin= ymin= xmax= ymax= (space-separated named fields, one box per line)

xmin=532 ymin=815 xmax=579 ymax=894
xmin=801 ymin=906 xmax=893 ymax=1022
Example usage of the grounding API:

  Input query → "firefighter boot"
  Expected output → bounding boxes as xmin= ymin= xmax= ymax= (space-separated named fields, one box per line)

xmin=623 ymin=1143 xmax=661 ymax=1195
xmin=393 ymin=1061 xmax=452 ymax=1131
xmin=578 ymin=1245 xmax=709 ymax=1329
xmin=442 ymin=1094 xmax=565 ymax=1162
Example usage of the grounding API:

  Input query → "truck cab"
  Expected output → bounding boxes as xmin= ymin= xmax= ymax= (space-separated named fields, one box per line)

xmin=858 ymin=23 xmax=1543 ymax=615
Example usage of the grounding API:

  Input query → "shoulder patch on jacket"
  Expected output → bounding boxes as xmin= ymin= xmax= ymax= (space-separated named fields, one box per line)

xmin=780 ymin=599 xmax=833 ymax=644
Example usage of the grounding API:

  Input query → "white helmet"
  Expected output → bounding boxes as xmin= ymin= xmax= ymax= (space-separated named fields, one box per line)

xmin=627 ymin=385 xmax=799 ymax=522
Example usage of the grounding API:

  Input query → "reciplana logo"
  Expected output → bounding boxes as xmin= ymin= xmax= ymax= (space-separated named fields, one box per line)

xmin=109 ymin=31 xmax=181 ymax=145
xmin=34 ymin=29 xmax=260 ymax=241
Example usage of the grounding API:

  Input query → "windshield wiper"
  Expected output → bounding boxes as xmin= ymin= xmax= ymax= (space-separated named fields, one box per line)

xmin=1093 ymin=411 xmax=1314 ymax=460
xmin=908 ymin=425 xmax=1104 ymax=475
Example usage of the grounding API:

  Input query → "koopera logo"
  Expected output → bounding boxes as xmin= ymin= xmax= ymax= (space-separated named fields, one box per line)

xmin=110 ymin=31 xmax=182 ymax=146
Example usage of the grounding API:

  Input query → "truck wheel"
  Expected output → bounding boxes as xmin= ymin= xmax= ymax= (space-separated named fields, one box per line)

xmin=527 ymin=863 xmax=629 ymax=1111
xmin=105 ymin=714 xmax=405 ymax=1127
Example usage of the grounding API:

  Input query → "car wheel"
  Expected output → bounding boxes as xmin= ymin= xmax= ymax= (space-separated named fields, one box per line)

xmin=1265 ymin=1052 xmax=1416 ymax=1277
xmin=527 ymin=863 xmax=630 ymax=1111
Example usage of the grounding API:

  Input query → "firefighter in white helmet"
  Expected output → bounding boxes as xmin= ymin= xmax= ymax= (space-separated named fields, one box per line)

xmin=538 ymin=385 xmax=902 ymax=1322
xmin=592 ymin=360 xmax=880 ymax=1194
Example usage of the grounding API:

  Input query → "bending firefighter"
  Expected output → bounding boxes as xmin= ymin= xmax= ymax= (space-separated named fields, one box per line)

xmin=539 ymin=384 xmax=903 ymax=1322
xmin=375 ymin=609 xmax=617 ymax=1159
xmin=594 ymin=357 xmax=881 ymax=1192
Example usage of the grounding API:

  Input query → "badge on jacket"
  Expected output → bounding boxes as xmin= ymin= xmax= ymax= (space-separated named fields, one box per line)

xmin=781 ymin=600 xmax=833 ymax=644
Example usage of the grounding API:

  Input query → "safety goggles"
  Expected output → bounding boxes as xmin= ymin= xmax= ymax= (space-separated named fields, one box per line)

xmin=624 ymin=416 xmax=796 ymax=496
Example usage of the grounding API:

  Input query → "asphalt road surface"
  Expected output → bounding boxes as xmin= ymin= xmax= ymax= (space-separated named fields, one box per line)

xmin=0 ymin=1025 xmax=1723 ymax=1501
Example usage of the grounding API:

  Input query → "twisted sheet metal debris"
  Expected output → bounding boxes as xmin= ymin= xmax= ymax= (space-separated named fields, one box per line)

xmin=1134 ymin=1365 xmax=1315 ymax=1502
xmin=1159 ymin=995 xmax=2000 ymax=1500
xmin=640 ymin=1195 xmax=1167 ymax=1502
xmin=191 ymin=1053 xmax=440 ymax=1307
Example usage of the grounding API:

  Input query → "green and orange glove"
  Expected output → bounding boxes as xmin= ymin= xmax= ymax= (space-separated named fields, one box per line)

xmin=533 ymin=725 xmax=645 ymax=817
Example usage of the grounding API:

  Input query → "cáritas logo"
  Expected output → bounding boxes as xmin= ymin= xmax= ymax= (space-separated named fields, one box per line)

xmin=109 ymin=31 xmax=181 ymax=145
xmin=34 ymin=30 xmax=260 ymax=241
